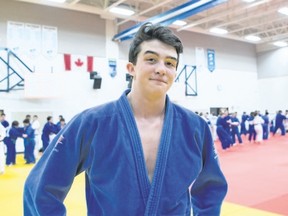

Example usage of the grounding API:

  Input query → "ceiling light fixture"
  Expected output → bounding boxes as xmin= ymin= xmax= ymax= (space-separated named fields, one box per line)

xmin=109 ymin=5 xmax=135 ymax=16
xmin=46 ymin=0 xmax=66 ymax=3
xmin=172 ymin=20 xmax=187 ymax=26
xmin=245 ymin=35 xmax=261 ymax=42
xmin=278 ymin=7 xmax=288 ymax=16
xmin=209 ymin=27 xmax=228 ymax=34
xmin=273 ymin=41 xmax=288 ymax=47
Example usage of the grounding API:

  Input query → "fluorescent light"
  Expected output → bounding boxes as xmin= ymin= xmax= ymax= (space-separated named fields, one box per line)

xmin=209 ymin=27 xmax=228 ymax=34
xmin=109 ymin=6 xmax=135 ymax=16
xmin=172 ymin=20 xmax=187 ymax=26
xmin=273 ymin=41 xmax=288 ymax=47
xmin=278 ymin=7 xmax=288 ymax=16
xmin=46 ymin=0 xmax=66 ymax=3
xmin=245 ymin=35 xmax=261 ymax=42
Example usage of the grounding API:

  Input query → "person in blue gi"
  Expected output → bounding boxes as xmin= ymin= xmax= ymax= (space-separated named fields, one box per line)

xmin=23 ymin=23 xmax=228 ymax=216
xmin=56 ymin=115 xmax=64 ymax=131
xmin=5 ymin=120 xmax=23 ymax=166
xmin=240 ymin=111 xmax=249 ymax=135
xmin=41 ymin=116 xmax=58 ymax=152
xmin=273 ymin=110 xmax=286 ymax=136
xmin=0 ymin=113 xmax=9 ymax=128
xmin=22 ymin=118 xmax=36 ymax=164
xmin=216 ymin=110 xmax=233 ymax=150
xmin=262 ymin=111 xmax=270 ymax=140
xmin=230 ymin=112 xmax=242 ymax=145
xmin=248 ymin=111 xmax=256 ymax=142
xmin=56 ymin=117 xmax=66 ymax=133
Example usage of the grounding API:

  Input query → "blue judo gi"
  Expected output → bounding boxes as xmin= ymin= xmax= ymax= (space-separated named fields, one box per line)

xmin=230 ymin=117 xmax=242 ymax=144
xmin=262 ymin=114 xmax=269 ymax=140
xmin=247 ymin=115 xmax=256 ymax=142
xmin=240 ymin=113 xmax=249 ymax=135
xmin=216 ymin=116 xmax=233 ymax=150
xmin=23 ymin=124 xmax=36 ymax=164
xmin=5 ymin=126 xmax=23 ymax=165
xmin=41 ymin=122 xmax=58 ymax=151
xmin=24 ymin=90 xmax=227 ymax=216
xmin=273 ymin=113 xmax=286 ymax=136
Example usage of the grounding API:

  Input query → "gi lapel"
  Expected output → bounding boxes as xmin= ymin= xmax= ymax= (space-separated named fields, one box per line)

xmin=118 ymin=91 xmax=151 ymax=204
xmin=119 ymin=91 xmax=173 ymax=214
xmin=144 ymin=96 xmax=173 ymax=215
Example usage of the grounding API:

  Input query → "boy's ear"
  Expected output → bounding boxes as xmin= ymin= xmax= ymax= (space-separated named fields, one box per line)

xmin=126 ymin=62 xmax=135 ymax=76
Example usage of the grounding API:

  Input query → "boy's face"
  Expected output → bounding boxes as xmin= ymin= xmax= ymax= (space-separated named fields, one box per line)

xmin=127 ymin=39 xmax=178 ymax=97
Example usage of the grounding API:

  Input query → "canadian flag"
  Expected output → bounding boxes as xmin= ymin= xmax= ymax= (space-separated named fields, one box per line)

xmin=64 ymin=54 xmax=93 ymax=72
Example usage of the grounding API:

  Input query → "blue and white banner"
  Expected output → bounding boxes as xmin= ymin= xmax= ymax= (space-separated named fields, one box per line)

xmin=108 ymin=59 xmax=117 ymax=78
xmin=207 ymin=49 xmax=215 ymax=72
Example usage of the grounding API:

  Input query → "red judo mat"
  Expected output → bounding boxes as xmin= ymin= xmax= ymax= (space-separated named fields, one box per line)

xmin=215 ymin=135 xmax=288 ymax=215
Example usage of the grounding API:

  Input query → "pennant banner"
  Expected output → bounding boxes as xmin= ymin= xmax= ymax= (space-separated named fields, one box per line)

xmin=108 ymin=59 xmax=117 ymax=77
xmin=207 ymin=49 xmax=215 ymax=72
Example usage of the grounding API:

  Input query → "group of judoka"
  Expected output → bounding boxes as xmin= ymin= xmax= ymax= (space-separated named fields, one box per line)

xmin=200 ymin=109 xmax=287 ymax=151
xmin=0 ymin=113 xmax=65 ymax=174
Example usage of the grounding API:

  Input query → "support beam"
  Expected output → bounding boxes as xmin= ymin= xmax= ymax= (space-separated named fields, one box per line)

xmin=112 ymin=0 xmax=227 ymax=42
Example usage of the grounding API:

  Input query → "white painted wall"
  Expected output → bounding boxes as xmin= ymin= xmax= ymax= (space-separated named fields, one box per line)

xmin=257 ymin=47 xmax=288 ymax=113
xmin=0 ymin=0 xmax=286 ymax=129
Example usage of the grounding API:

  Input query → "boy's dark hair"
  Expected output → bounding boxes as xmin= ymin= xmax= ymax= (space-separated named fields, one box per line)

xmin=12 ymin=120 xmax=19 ymax=127
xmin=23 ymin=118 xmax=30 ymax=124
xmin=128 ymin=22 xmax=183 ymax=69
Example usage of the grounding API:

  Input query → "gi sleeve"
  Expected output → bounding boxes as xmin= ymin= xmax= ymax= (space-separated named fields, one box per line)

xmin=190 ymin=123 xmax=228 ymax=216
xmin=23 ymin=113 xmax=93 ymax=216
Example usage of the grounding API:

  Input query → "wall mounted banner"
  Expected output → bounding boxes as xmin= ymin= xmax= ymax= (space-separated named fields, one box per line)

xmin=207 ymin=49 xmax=215 ymax=72
xmin=108 ymin=59 xmax=117 ymax=78
xmin=42 ymin=25 xmax=58 ymax=59
xmin=25 ymin=23 xmax=41 ymax=58
xmin=7 ymin=21 xmax=25 ymax=54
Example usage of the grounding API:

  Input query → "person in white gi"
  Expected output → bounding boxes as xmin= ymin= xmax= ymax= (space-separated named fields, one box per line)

xmin=0 ymin=123 xmax=6 ymax=174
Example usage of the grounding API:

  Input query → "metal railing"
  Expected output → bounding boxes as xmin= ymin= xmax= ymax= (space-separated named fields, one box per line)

xmin=175 ymin=65 xmax=197 ymax=96
xmin=0 ymin=48 xmax=33 ymax=92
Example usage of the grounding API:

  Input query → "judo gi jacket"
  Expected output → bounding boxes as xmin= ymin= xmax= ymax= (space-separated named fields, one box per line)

xmin=24 ymin=90 xmax=227 ymax=216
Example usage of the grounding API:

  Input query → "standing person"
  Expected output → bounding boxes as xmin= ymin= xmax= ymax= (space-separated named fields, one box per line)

xmin=230 ymin=112 xmax=243 ymax=145
xmin=25 ymin=114 xmax=31 ymax=121
xmin=262 ymin=111 xmax=270 ymax=140
xmin=24 ymin=23 xmax=227 ymax=216
xmin=240 ymin=111 xmax=249 ymax=135
xmin=210 ymin=112 xmax=218 ymax=141
xmin=56 ymin=117 xmax=66 ymax=133
xmin=56 ymin=115 xmax=64 ymax=129
xmin=31 ymin=115 xmax=41 ymax=158
xmin=22 ymin=119 xmax=36 ymax=164
xmin=0 ymin=123 xmax=6 ymax=174
xmin=285 ymin=110 xmax=288 ymax=132
xmin=273 ymin=110 xmax=286 ymax=136
xmin=1 ymin=113 xmax=10 ymax=128
xmin=253 ymin=111 xmax=264 ymax=144
xmin=5 ymin=121 xmax=23 ymax=166
xmin=216 ymin=110 xmax=233 ymax=150
xmin=248 ymin=111 xmax=256 ymax=143
xmin=41 ymin=116 xmax=57 ymax=152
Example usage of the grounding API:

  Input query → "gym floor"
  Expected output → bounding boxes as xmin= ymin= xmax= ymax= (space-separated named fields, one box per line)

xmin=0 ymin=134 xmax=287 ymax=216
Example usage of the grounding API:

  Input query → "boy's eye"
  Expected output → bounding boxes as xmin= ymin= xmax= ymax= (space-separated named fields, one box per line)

xmin=146 ymin=58 xmax=156 ymax=63
xmin=166 ymin=60 xmax=177 ymax=68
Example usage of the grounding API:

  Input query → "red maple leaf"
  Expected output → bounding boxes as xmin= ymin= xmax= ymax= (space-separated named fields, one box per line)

xmin=75 ymin=58 xmax=84 ymax=67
